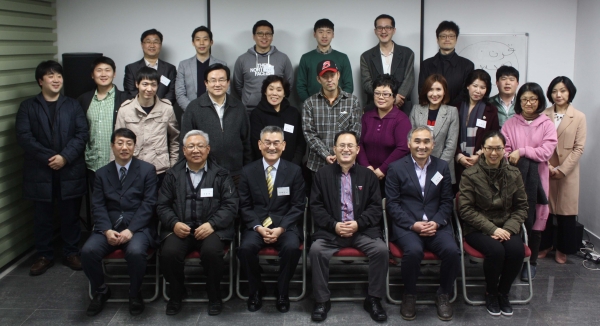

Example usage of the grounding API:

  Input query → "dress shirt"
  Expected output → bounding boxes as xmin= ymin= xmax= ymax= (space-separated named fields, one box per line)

xmin=316 ymin=46 xmax=333 ymax=54
xmin=208 ymin=94 xmax=226 ymax=129
xmin=187 ymin=162 xmax=208 ymax=188
xmin=340 ymin=170 xmax=354 ymax=222
xmin=499 ymin=96 xmax=515 ymax=115
xmin=85 ymin=86 xmax=115 ymax=172
xmin=380 ymin=49 xmax=394 ymax=75
xmin=115 ymin=159 xmax=132 ymax=180
xmin=253 ymin=158 xmax=281 ymax=231
xmin=411 ymin=155 xmax=431 ymax=221
xmin=144 ymin=58 xmax=158 ymax=70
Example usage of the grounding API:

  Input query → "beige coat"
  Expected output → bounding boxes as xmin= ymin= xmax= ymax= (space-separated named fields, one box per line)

xmin=113 ymin=96 xmax=179 ymax=174
xmin=543 ymin=104 xmax=586 ymax=215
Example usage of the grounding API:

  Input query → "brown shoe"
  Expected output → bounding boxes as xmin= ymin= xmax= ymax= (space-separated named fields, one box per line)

xmin=400 ymin=293 xmax=416 ymax=320
xmin=63 ymin=254 xmax=82 ymax=270
xmin=538 ymin=246 xmax=552 ymax=259
xmin=30 ymin=257 xmax=54 ymax=276
xmin=555 ymin=250 xmax=567 ymax=264
xmin=435 ymin=293 xmax=453 ymax=321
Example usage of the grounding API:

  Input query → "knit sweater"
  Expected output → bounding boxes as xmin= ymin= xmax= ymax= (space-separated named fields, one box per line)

xmin=296 ymin=48 xmax=353 ymax=102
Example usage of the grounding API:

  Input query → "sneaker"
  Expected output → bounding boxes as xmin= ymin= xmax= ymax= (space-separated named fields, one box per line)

xmin=498 ymin=294 xmax=513 ymax=316
xmin=520 ymin=264 xmax=536 ymax=282
xmin=485 ymin=293 xmax=501 ymax=316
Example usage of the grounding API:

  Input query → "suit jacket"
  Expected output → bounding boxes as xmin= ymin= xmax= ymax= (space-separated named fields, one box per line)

xmin=175 ymin=55 xmax=227 ymax=110
xmin=92 ymin=157 xmax=158 ymax=244
xmin=238 ymin=159 xmax=306 ymax=238
xmin=124 ymin=58 xmax=177 ymax=103
xmin=385 ymin=155 xmax=453 ymax=242
xmin=77 ymin=85 xmax=131 ymax=129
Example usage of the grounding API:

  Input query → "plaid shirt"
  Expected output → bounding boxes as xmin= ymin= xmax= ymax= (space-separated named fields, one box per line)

xmin=302 ymin=88 xmax=362 ymax=172
xmin=85 ymin=87 xmax=115 ymax=172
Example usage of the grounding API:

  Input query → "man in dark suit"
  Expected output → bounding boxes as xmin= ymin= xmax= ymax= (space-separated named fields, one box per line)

xmin=237 ymin=125 xmax=305 ymax=313
xmin=124 ymin=29 xmax=177 ymax=103
xmin=81 ymin=128 xmax=158 ymax=317
xmin=385 ymin=126 xmax=460 ymax=321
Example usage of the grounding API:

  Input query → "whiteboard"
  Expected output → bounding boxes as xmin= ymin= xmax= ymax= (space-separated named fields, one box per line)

xmin=455 ymin=33 xmax=528 ymax=96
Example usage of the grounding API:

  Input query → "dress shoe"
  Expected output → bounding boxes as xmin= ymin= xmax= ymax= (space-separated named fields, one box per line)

xmin=30 ymin=257 xmax=54 ymax=276
xmin=275 ymin=294 xmax=290 ymax=313
xmin=63 ymin=254 xmax=82 ymax=270
xmin=208 ymin=299 xmax=223 ymax=315
xmin=435 ymin=293 xmax=453 ymax=321
xmin=555 ymin=250 xmax=567 ymax=264
xmin=166 ymin=298 xmax=182 ymax=315
xmin=400 ymin=293 xmax=416 ymax=320
xmin=538 ymin=246 xmax=553 ymax=259
xmin=520 ymin=264 xmax=536 ymax=282
xmin=485 ymin=293 xmax=500 ymax=316
xmin=247 ymin=290 xmax=263 ymax=312
xmin=86 ymin=287 xmax=111 ymax=316
xmin=363 ymin=296 xmax=387 ymax=321
xmin=129 ymin=291 xmax=145 ymax=316
xmin=311 ymin=300 xmax=331 ymax=322
xmin=498 ymin=293 xmax=513 ymax=316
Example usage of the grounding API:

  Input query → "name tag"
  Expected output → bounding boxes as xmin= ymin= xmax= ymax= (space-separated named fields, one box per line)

xmin=200 ymin=188 xmax=213 ymax=197
xmin=277 ymin=187 xmax=290 ymax=196
xmin=476 ymin=118 xmax=487 ymax=129
xmin=431 ymin=171 xmax=443 ymax=186
xmin=160 ymin=75 xmax=171 ymax=86
xmin=283 ymin=123 xmax=294 ymax=133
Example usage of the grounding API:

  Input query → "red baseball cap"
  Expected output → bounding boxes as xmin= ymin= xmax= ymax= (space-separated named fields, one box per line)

xmin=316 ymin=59 xmax=338 ymax=76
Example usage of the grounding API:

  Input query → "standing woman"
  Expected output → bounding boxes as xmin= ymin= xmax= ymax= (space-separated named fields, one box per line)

xmin=454 ymin=69 xmax=500 ymax=188
xmin=539 ymin=77 xmax=586 ymax=264
xmin=410 ymin=74 xmax=459 ymax=184
xmin=357 ymin=74 xmax=412 ymax=196
xmin=501 ymin=82 xmax=557 ymax=280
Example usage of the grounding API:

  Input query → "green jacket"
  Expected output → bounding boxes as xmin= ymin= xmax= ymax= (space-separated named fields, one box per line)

xmin=490 ymin=94 xmax=516 ymax=127
xmin=458 ymin=156 xmax=528 ymax=236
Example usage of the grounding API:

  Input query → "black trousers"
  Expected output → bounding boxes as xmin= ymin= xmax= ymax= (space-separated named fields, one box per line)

xmin=237 ymin=230 xmax=301 ymax=296
xmin=465 ymin=232 xmax=524 ymax=295
xmin=161 ymin=232 xmax=226 ymax=301
xmin=540 ymin=214 xmax=578 ymax=255
xmin=523 ymin=215 xmax=542 ymax=266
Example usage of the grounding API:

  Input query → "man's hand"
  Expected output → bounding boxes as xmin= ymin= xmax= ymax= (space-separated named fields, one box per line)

xmin=48 ymin=154 xmax=66 ymax=170
xmin=105 ymin=230 xmax=120 ymax=246
xmin=195 ymin=222 xmax=214 ymax=240
xmin=264 ymin=227 xmax=284 ymax=244
xmin=336 ymin=221 xmax=358 ymax=238
xmin=395 ymin=94 xmax=405 ymax=107
xmin=256 ymin=226 xmax=272 ymax=243
xmin=326 ymin=155 xmax=337 ymax=164
xmin=117 ymin=229 xmax=133 ymax=245
xmin=173 ymin=222 xmax=191 ymax=238
xmin=508 ymin=149 xmax=521 ymax=165
xmin=412 ymin=221 xmax=437 ymax=237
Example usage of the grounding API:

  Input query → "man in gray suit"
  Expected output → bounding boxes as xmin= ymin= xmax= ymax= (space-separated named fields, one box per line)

xmin=175 ymin=26 xmax=227 ymax=111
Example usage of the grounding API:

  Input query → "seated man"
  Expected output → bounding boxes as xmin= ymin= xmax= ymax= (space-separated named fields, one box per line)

xmin=237 ymin=126 xmax=306 ymax=313
xmin=81 ymin=128 xmax=158 ymax=317
xmin=309 ymin=131 xmax=388 ymax=322
xmin=385 ymin=126 xmax=460 ymax=321
xmin=158 ymin=130 xmax=238 ymax=316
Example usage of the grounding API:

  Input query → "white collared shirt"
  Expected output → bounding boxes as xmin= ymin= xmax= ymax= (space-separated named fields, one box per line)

xmin=208 ymin=94 xmax=226 ymax=128
xmin=262 ymin=158 xmax=280 ymax=185
xmin=380 ymin=50 xmax=394 ymax=75
xmin=500 ymin=95 xmax=515 ymax=114
xmin=411 ymin=155 xmax=432 ymax=221
xmin=144 ymin=59 xmax=158 ymax=70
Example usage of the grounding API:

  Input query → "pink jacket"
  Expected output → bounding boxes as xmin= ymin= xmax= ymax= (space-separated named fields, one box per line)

xmin=502 ymin=114 xmax=557 ymax=231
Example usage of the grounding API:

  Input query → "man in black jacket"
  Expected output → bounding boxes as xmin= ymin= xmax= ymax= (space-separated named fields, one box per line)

xmin=16 ymin=60 xmax=88 ymax=276
xmin=309 ymin=131 xmax=388 ymax=322
xmin=158 ymin=129 xmax=238 ymax=316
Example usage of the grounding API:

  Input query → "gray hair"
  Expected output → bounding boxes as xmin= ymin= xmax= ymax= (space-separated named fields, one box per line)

xmin=407 ymin=126 xmax=435 ymax=143
xmin=260 ymin=125 xmax=284 ymax=140
xmin=183 ymin=130 xmax=210 ymax=145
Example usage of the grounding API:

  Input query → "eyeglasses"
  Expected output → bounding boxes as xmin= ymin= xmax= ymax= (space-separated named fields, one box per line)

xmin=375 ymin=26 xmax=394 ymax=32
xmin=260 ymin=140 xmax=283 ymax=148
xmin=143 ymin=40 xmax=161 ymax=45
xmin=374 ymin=92 xmax=393 ymax=99
xmin=207 ymin=78 xmax=228 ymax=85
xmin=336 ymin=144 xmax=356 ymax=149
xmin=483 ymin=147 xmax=505 ymax=153
xmin=255 ymin=32 xmax=273 ymax=38
xmin=520 ymin=98 xmax=538 ymax=104
xmin=438 ymin=34 xmax=456 ymax=40
xmin=115 ymin=141 xmax=134 ymax=147
xmin=185 ymin=144 xmax=208 ymax=150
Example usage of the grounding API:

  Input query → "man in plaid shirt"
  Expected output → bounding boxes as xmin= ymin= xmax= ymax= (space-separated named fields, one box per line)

xmin=302 ymin=59 xmax=362 ymax=173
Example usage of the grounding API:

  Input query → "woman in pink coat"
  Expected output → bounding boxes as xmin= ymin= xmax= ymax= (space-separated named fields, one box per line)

xmin=501 ymin=82 xmax=557 ymax=282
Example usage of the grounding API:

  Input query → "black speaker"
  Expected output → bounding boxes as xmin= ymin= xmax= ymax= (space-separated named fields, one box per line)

xmin=62 ymin=52 xmax=103 ymax=99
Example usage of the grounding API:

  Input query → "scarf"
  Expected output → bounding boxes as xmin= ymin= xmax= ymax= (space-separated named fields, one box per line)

xmin=459 ymin=100 xmax=485 ymax=156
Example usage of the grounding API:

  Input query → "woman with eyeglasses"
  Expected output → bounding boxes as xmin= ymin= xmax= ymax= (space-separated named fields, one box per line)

xmin=357 ymin=74 xmax=411 ymax=196
xmin=410 ymin=74 xmax=459 ymax=184
xmin=459 ymin=130 xmax=528 ymax=317
xmin=454 ymin=69 xmax=500 ymax=189
xmin=250 ymin=75 xmax=305 ymax=165
xmin=501 ymin=82 xmax=557 ymax=281
xmin=538 ymin=77 xmax=586 ymax=264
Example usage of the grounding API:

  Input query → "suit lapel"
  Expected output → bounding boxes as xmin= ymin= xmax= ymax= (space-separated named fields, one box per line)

xmin=556 ymin=105 xmax=574 ymax=139
xmin=190 ymin=57 xmax=198 ymax=95
xmin=404 ymin=157 xmax=423 ymax=200
xmin=106 ymin=162 xmax=121 ymax=191
xmin=433 ymin=106 xmax=449 ymax=137
xmin=255 ymin=161 xmax=270 ymax=203
xmin=423 ymin=159 xmax=437 ymax=200
xmin=271 ymin=161 xmax=288 ymax=206
xmin=390 ymin=43 xmax=402 ymax=74
xmin=121 ymin=158 xmax=140 ymax=194
xmin=370 ymin=47 xmax=384 ymax=75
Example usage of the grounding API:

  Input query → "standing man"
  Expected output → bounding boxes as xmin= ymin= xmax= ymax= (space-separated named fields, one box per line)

xmin=419 ymin=21 xmax=474 ymax=106
xmin=309 ymin=131 xmax=388 ymax=322
xmin=159 ymin=130 xmax=238 ymax=316
xmin=385 ymin=126 xmax=459 ymax=321
xmin=181 ymin=63 xmax=251 ymax=186
xmin=360 ymin=14 xmax=415 ymax=116
xmin=233 ymin=20 xmax=294 ymax=111
xmin=175 ymin=26 xmax=227 ymax=111
xmin=490 ymin=66 xmax=520 ymax=127
xmin=237 ymin=126 xmax=305 ymax=313
xmin=124 ymin=29 xmax=177 ymax=103
xmin=15 ymin=60 xmax=88 ymax=275
xmin=302 ymin=60 xmax=362 ymax=174
xmin=297 ymin=18 xmax=353 ymax=103
xmin=81 ymin=128 xmax=158 ymax=317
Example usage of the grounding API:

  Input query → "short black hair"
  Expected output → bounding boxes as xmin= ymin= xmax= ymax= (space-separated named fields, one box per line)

xmin=374 ymin=14 xmax=395 ymax=28
xmin=261 ymin=75 xmax=291 ymax=100
xmin=204 ymin=63 xmax=230 ymax=81
xmin=496 ymin=66 xmax=519 ymax=82
xmin=481 ymin=130 xmax=506 ymax=147
xmin=334 ymin=130 xmax=358 ymax=145
xmin=372 ymin=74 xmax=399 ymax=97
xmin=140 ymin=29 xmax=163 ymax=43
xmin=514 ymin=82 xmax=547 ymax=115
xmin=192 ymin=26 xmax=213 ymax=41
xmin=314 ymin=18 xmax=334 ymax=32
xmin=436 ymin=21 xmax=459 ymax=38
xmin=91 ymin=56 xmax=116 ymax=73
xmin=35 ymin=60 xmax=63 ymax=87
xmin=462 ymin=69 xmax=492 ymax=103
xmin=111 ymin=128 xmax=137 ymax=144
xmin=135 ymin=66 xmax=160 ymax=84
xmin=546 ymin=76 xmax=577 ymax=104
xmin=253 ymin=20 xmax=273 ymax=35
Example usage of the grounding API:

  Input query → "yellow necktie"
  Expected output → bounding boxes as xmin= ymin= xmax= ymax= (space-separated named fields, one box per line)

xmin=263 ymin=166 xmax=274 ymax=227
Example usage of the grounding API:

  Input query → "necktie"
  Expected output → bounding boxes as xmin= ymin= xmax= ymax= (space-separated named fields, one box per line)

xmin=119 ymin=166 xmax=127 ymax=184
xmin=263 ymin=166 xmax=274 ymax=228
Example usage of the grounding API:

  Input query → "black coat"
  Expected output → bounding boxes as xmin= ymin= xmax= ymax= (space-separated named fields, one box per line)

xmin=77 ymin=85 xmax=131 ymax=128
xmin=15 ymin=93 xmax=88 ymax=202
xmin=419 ymin=51 xmax=474 ymax=106
xmin=124 ymin=58 xmax=177 ymax=103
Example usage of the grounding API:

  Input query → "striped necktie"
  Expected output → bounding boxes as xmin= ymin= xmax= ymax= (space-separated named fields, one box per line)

xmin=119 ymin=167 xmax=127 ymax=184
xmin=263 ymin=166 xmax=274 ymax=228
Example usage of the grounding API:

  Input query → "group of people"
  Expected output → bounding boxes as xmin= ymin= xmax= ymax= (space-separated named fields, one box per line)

xmin=14 ymin=13 xmax=586 ymax=323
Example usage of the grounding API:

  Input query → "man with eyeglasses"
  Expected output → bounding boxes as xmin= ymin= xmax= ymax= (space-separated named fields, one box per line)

xmin=360 ymin=14 xmax=415 ymax=116
xmin=233 ymin=20 xmax=294 ymax=111
xmin=181 ymin=63 xmax=251 ymax=187
xmin=124 ymin=29 xmax=177 ymax=103
xmin=309 ymin=131 xmax=388 ymax=322
xmin=237 ymin=125 xmax=305 ymax=313
xmin=159 ymin=129 xmax=238 ymax=316
xmin=418 ymin=21 xmax=474 ymax=106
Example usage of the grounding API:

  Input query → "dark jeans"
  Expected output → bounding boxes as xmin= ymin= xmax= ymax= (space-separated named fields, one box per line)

xmin=465 ymin=232 xmax=524 ymax=295
xmin=540 ymin=214 xmax=578 ymax=255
